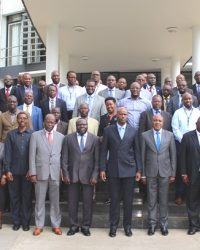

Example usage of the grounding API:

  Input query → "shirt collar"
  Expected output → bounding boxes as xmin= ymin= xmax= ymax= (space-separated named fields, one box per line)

xmin=196 ymin=130 xmax=200 ymax=137
xmin=117 ymin=123 xmax=126 ymax=129
xmin=77 ymin=132 xmax=88 ymax=137
xmin=153 ymin=128 xmax=162 ymax=135
xmin=86 ymin=93 xmax=95 ymax=98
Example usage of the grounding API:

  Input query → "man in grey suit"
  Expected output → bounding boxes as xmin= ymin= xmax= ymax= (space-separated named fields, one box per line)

xmin=98 ymin=75 xmax=125 ymax=102
xmin=100 ymin=107 xmax=141 ymax=237
xmin=73 ymin=79 xmax=107 ymax=121
xmin=62 ymin=118 xmax=99 ymax=236
xmin=141 ymin=115 xmax=176 ymax=236
xmin=29 ymin=114 xmax=64 ymax=236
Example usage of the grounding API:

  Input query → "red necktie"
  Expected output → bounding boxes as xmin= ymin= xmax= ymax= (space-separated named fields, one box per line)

xmin=5 ymin=88 xmax=10 ymax=98
xmin=48 ymin=132 xmax=53 ymax=144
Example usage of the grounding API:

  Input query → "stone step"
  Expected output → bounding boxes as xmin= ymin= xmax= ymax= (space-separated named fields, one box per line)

xmin=2 ymin=200 xmax=189 ymax=229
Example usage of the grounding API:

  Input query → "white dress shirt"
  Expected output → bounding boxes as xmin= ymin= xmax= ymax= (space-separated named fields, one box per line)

xmin=172 ymin=106 xmax=200 ymax=143
xmin=77 ymin=132 xmax=88 ymax=148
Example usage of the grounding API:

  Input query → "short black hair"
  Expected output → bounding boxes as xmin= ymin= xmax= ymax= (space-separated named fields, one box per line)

xmin=105 ymin=97 xmax=116 ymax=104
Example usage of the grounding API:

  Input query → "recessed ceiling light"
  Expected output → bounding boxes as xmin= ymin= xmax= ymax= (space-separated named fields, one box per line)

xmin=166 ymin=27 xmax=178 ymax=33
xmin=73 ymin=26 xmax=86 ymax=32
xmin=151 ymin=58 xmax=160 ymax=62
xmin=81 ymin=56 xmax=89 ymax=60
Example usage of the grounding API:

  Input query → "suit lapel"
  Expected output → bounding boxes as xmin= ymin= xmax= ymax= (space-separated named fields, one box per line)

xmin=72 ymin=133 xmax=81 ymax=152
xmin=113 ymin=124 xmax=122 ymax=141
xmin=41 ymin=130 xmax=52 ymax=152
xmin=149 ymin=129 xmax=157 ymax=152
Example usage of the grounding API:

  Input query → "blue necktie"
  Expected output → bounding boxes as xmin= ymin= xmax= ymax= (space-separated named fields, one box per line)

xmin=80 ymin=135 xmax=84 ymax=152
xmin=156 ymin=131 xmax=161 ymax=151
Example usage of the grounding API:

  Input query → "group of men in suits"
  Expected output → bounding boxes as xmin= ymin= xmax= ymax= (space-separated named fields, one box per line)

xmin=1 ymin=69 xmax=200 ymax=238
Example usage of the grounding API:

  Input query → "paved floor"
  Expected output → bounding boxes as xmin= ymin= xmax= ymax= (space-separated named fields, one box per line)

xmin=0 ymin=226 xmax=200 ymax=250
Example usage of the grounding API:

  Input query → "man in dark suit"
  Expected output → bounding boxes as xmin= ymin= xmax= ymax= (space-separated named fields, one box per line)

xmin=180 ymin=117 xmax=200 ymax=235
xmin=61 ymin=118 xmax=99 ymax=236
xmin=15 ymin=73 xmax=42 ymax=107
xmin=141 ymin=115 xmax=176 ymax=236
xmin=192 ymin=71 xmax=200 ymax=105
xmin=98 ymin=75 xmax=125 ymax=102
xmin=100 ymin=107 xmax=141 ymax=237
xmin=40 ymin=84 xmax=68 ymax=122
xmin=139 ymin=95 xmax=172 ymax=136
xmin=142 ymin=73 xmax=162 ymax=101
xmin=0 ymin=75 xmax=17 ymax=113
xmin=167 ymin=80 xmax=198 ymax=115
xmin=161 ymin=83 xmax=173 ymax=111
xmin=18 ymin=91 xmax=43 ymax=131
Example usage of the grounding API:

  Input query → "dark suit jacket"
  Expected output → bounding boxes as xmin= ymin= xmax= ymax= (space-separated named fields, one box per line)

xmin=15 ymin=85 xmax=42 ymax=107
xmin=98 ymin=113 xmax=117 ymax=136
xmin=40 ymin=98 xmax=68 ymax=122
xmin=139 ymin=109 xmax=172 ymax=136
xmin=192 ymin=84 xmax=200 ymax=105
xmin=180 ymin=130 xmax=200 ymax=184
xmin=143 ymin=84 xmax=162 ymax=96
xmin=100 ymin=124 xmax=141 ymax=178
xmin=0 ymin=86 xmax=17 ymax=112
xmin=167 ymin=93 xmax=198 ymax=115
xmin=56 ymin=120 xmax=68 ymax=135
xmin=61 ymin=132 xmax=99 ymax=184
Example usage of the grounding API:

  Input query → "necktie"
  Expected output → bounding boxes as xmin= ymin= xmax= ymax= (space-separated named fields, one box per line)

xmin=109 ymin=89 xmax=114 ymax=97
xmin=5 ymin=88 xmax=10 ymax=98
xmin=26 ymin=105 xmax=30 ymax=115
xmin=50 ymin=99 xmax=55 ymax=110
xmin=79 ymin=135 xmax=84 ymax=152
xmin=155 ymin=109 xmax=160 ymax=114
xmin=179 ymin=95 xmax=183 ymax=107
xmin=119 ymin=127 xmax=125 ymax=140
xmin=197 ymin=84 xmax=200 ymax=94
xmin=155 ymin=131 xmax=161 ymax=151
xmin=48 ymin=132 xmax=53 ymax=144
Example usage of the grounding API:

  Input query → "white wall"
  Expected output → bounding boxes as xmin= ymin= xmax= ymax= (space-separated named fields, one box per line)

xmin=1 ymin=0 xmax=24 ymax=15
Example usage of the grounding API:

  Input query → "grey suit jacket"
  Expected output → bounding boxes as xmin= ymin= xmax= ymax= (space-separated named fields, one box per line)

xmin=61 ymin=132 xmax=99 ymax=184
xmin=139 ymin=109 xmax=172 ymax=135
xmin=167 ymin=93 xmax=198 ymax=115
xmin=72 ymin=94 xmax=107 ymax=121
xmin=98 ymin=88 xmax=125 ymax=101
xmin=141 ymin=129 xmax=176 ymax=177
xmin=29 ymin=129 xmax=64 ymax=181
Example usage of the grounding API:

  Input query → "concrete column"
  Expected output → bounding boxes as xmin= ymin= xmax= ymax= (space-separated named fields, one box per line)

xmin=161 ymin=64 xmax=171 ymax=86
xmin=46 ymin=25 xmax=59 ymax=84
xmin=60 ymin=55 xmax=69 ymax=84
xmin=192 ymin=26 xmax=200 ymax=84
xmin=171 ymin=56 xmax=180 ymax=87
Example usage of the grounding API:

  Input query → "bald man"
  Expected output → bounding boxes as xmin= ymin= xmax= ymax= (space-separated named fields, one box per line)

xmin=100 ymin=107 xmax=141 ymax=237
xmin=141 ymin=115 xmax=176 ymax=236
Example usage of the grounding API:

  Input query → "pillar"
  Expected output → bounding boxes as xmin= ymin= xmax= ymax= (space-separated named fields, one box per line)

xmin=171 ymin=56 xmax=180 ymax=87
xmin=192 ymin=26 xmax=200 ymax=84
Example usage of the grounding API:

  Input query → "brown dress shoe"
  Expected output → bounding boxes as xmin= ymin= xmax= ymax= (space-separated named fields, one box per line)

xmin=175 ymin=197 xmax=183 ymax=205
xmin=33 ymin=228 xmax=43 ymax=236
xmin=52 ymin=227 xmax=62 ymax=235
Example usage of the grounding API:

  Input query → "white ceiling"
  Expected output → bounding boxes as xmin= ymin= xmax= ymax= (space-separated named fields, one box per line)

xmin=22 ymin=0 xmax=200 ymax=73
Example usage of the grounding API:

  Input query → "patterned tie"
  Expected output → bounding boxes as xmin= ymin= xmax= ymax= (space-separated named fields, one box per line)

xmin=5 ymin=88 xmax=10 ymax=99
xmin=25 ymin=105 xmax=30 ymax=115
xmin=50 ymin=99 xmax=55 ymax=111
xmin=155 ymin=131 xmax=161 ymax=151
xmin=79 ymin=135 xmax=84 ymax=152
xmin=109 ymin=89 xmax=114 ymax=97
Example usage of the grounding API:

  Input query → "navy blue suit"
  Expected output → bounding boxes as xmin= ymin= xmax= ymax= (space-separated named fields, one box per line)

xmin=15 ymin=85 xmax=42 ymax=107
xmin=100 ymin=124 xmax=141 ymax=230
xmin=18 ymin=105 xmax=43 ymax=131
xmin=40 ymin=98 xmax=68 ymax=122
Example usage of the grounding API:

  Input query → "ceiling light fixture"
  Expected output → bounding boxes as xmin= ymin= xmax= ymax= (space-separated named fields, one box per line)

xmin=166 ymin=27 xmax=178 ymax=33
xmin=81 ymin=56 xmax=89 ymax=60
xmin=151 ymin=58 xmax=160 ymax=62
xmin=73 ymin=26 xmax=86 ymax=32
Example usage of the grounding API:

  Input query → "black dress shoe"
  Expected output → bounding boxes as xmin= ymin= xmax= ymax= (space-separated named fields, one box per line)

xmin=124 ymin=228 xmax=132 ymax=237
xmin=161 ymin=227 xmax=168 ymax=236
xmin=148 ymin=227 xmax=155 ymax=236
xmin=13 ymin=224 xmax=20 ymax=231
xmin=81 ymin=228 xmax=91 ymax=236
xmin=187 ymin=227 xmax=199 ymax=235
xmin=22 ymin=225 xmax=30 ymax=231
xmin=109 ymin=228 xmax=117 ymax=237
xmin=67 ymin=227 xmax=79 ymax=236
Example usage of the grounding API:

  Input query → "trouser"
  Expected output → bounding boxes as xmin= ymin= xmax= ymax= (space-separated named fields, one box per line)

xmin=147 ymin=176 xmax=169 ymax=228
xmin=68 ymin=182 xmax=94 ymax=230
xmin=8 ymin=175 xmax=32 ymax=226
xmin=108 ymin=177 xmax=135 ymax=230
xmin=35 ymin=178 xmax=61 ymax=228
